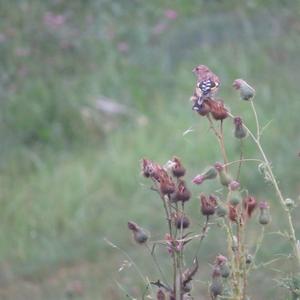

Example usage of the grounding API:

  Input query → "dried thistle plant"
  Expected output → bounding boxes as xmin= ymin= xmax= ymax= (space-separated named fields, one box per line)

xmin=116 ymin=65 xmax=300 ymax=300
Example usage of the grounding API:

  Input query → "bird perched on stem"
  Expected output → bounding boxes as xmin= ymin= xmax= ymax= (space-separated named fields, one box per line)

xmin=193 ymin=65 xmax=220 ymax=98
xmin=191 ymin=65 xmax=220 ymax=115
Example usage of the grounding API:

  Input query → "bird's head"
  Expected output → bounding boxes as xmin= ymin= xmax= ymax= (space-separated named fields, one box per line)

xmin=192 ymin=64 xmax=210 ymax=76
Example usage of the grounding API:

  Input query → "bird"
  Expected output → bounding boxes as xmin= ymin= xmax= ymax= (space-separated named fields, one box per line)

xmin=191 ymin=65 xmax=220 ymax=112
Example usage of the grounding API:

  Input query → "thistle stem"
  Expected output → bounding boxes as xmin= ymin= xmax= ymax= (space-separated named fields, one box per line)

xmin=236 ymin=139 xmax=243 ymax=180
xmin=207 ymin=115 xmax=228 ymax=168
xmin=179 ymin=202 xmax=185 ymax=300
xmin=194 ymin=215 xmax=209 ymax=259
xmin=220 ymin=119 xmax=229 ymax=168
xmin=228 ymin=103 xmax=300 ymax=270
xmin=145 ymin=243 xmax=169 ymax=288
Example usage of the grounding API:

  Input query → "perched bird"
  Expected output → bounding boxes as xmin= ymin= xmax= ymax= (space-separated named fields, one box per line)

xmin=192 ymin=65 xmax=220 ymax=100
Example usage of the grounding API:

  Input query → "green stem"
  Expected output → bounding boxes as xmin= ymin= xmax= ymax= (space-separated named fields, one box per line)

xmin=179 ymin=202 xmax=185 ymax=300
xmin=220 ymin=120 xmax=229 ymax=168
xmin=228 ymin=104 xmax=300 ymax=270
xmin=250 ymin=100 xmax=260 ymax=140
xmin=194 ymin=216 xmax=209 ymax=259
xmin=236 ymin=139 xmax=243 ymax=180
xmin=247 ymin=227 xmax=265 ymax=274
xmin=145 ymin=243 xmax=169 ymax=288
xmin=207 ymin=115 xmax=228 ymax=168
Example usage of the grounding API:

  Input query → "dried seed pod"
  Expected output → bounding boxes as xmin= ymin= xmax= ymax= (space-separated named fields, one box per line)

xmin=215 ymin=255 xmax=230 ymax=278
xmin=194 ymin=99 xmax=211 ymax=116
xmin=229 ymin=180 xmax=240 ymax=191
xmin=208 ymin=99 xmax=228 ymax=120
xmin=141 ymin=158 xmax=160 ymax=180
xmin=210 ymin=267 xmax=223 ymax=299
xmin=243 ymin=196 xmax=257 ymax=218
xmin=128 ymin=221 xmax=149 ymax=244
xmin=229 ymin=191 xmax=242 ymax=206
xmin=192 ymin=166 xmax=217 ymax=185
xmin=258 ymin=201 xmax=271 ymax=225
xmin=192 ymin=174 xmax=205 ymax=185
xmin=200 ymin=194 xmax=217 ymax=216
xmin=233 ymin=79 xmax=255 ymax=101
xmin=173 ymin=213 xmax=190 ymax=229
xmin=127 ymin=221 xmax=138 ymax=231
xmin=233 ymin=117 xmax=247 ymax=139
xmin=171 ymin=157 xmax=186 ymax=178
xmin=220 ymin=263 xmax=230 ymax=278
xmin=159 ymin=173 xmax=176 ymax=196
xmin=214 ymin=162 xmax=232 ymax=187
xmin=173 ymin=179 xmax=191 ymax=202
xmin=134 ymin=229 xmax=148 ymax=244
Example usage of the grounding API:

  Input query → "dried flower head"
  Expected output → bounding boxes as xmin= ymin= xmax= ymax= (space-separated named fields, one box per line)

xmin=215 ymin=255 xmax=230 ymax=278
xmin=127 ymin=221 xmax=138 ymax=231
xmin=172 ymin=212 xmax=190 ymax=229
xmin=233 ymin=79 xmax=255 ymax=101
xmin=258 ymin=201 xmax=271 ymax=225
xmin=128 ymin=221 xmax=149 ymax=244
xmin=214 ymin=162 xmax=233 ymax=187
xmin=192 ymin=166 xmax=217 ymax=185
xmin=210 ymin=266 xmax=223 ymax=298
xmin=200 ymin=194 xmax=217 ymax=216
xmin=171 ymin=156 xmax=186 ymax=177
xmin=233 ymin=117 xmax=247 ymax=139
xmin=215 ymin=254 xmax=228 ymax=265
xmin=243 ymin=196 xmax=257 ymax=217
xmin=214 ymin=162 xmax=224 ymax=172
xmin=141 ymin=158 xmax=155 ymax=178
xmin=208 ymin=100 xmax=228 ymax=121
xmin=173 ymin=179 xmax=191 ymax=202
xmin=192 ymin=98 xmax=211 ymax=116
xmin=158 ymin=169 xmax=176 ymax=195
xmin=140 ymin=158 xmax=160 ymax=181
xmin=229 ymin=180 xmax=240 ymax=191
xmin=192 ymin=174 xmax=205 ymax=185
xmin=258 ymin=201 xmax=269 ymax=210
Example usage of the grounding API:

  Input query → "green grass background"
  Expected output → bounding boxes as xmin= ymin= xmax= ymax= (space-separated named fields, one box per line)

xmin=0 ymin=0 xmax=300 ymax=299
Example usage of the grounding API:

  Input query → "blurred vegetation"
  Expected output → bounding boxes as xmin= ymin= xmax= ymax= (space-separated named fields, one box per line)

xmin=0 ymin=0 xmax=300 ymax=299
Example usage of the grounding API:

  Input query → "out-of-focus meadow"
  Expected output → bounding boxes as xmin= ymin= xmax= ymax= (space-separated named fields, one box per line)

xmin=0 ymin=0 xmax=300 ymax=299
